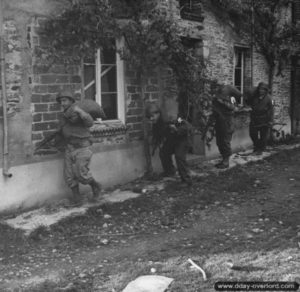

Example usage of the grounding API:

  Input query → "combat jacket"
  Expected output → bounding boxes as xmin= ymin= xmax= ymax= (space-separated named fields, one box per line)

xmin=248 ymin=94 xmax=273 ymax=127
xmin=164 ymin=118 xmax=193 ymax=146
xmin=213 ymin=85 xmax=242 ymax=119
xmin=59 ymin=105 xmax=94 ymax=147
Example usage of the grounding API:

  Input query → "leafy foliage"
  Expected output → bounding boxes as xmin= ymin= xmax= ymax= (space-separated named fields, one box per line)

xmin=41 ymin=0 xmax=119 ymax=62
xmin=40 ymin=0 xmax=211 ymax=174
xmin=211 ymin=0 xmax=300 ymax=90
xmin=41 ymin=0 xmax=209 ymax=116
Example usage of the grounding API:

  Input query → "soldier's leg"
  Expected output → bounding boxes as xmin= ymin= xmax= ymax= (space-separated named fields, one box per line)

xmin=215 ymin=133 xmax=232 ymax=168
xmin=73 ymin=147 xmax=102 ymax=199
xmin=249 ymin=124 xmax=259 ymax=151
xmin=216 ymin=118 xmax=233 ymax=169
xmin=175 ymin=140 xmax=191 ymax=185
xmin=159 ymin=142 xmax=176 ymax=175
xmin=259 ymin=126 xmax=270 ymax=151
xmin=215 ymin=119 xmax=224 ymax=157
xmin=64 ymin=148 xmax=81 ymax=203
xmin=222 ymin=128 xmax=233 ymax=158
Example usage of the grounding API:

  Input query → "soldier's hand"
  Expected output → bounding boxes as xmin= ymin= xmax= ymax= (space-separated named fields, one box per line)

xmin=73 ymin=105 xmax=83 ymax=114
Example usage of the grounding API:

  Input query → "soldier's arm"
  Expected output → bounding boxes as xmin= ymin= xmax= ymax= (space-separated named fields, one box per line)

xmin=73 ymin=105 xmax=94 ymax=127
xmin=230 ymin=86 xmax=242 ymax=105
xmin=176 ymin=120 xmax=192 ymax=137
xmin=216 ymin=98 xmax=236 ymax=111
xmin=229 ymin=86 xmax=242 ymax=100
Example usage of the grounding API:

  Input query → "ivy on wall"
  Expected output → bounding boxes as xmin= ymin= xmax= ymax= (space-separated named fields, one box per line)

xmin=39 ymin=0 xmax=215 ymax=174
xmin=210 ymin=0 xmax=300 ymax=92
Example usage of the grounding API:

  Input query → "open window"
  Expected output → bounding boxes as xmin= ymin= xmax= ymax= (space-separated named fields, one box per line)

xmin=83 ymin=39 xmax=125 ymax=123
xmin=179 ymin=0 xmax=204 ymax=22
xmin=233 ymin=46 xmax=251 ymax=105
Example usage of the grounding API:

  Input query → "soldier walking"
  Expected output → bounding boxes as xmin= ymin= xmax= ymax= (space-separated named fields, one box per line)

xmin=56 ymin=90 xmax=102 ymax=205
xmin=213 ymin=84 xmax=242 ymax=169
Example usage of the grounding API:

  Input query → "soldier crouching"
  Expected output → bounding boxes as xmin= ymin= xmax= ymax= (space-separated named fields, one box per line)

xmin=147 ymin=103 xmax=193 ymax=186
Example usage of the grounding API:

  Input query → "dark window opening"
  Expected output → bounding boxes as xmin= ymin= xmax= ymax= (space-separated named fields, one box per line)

xmin=83 ymin=44 xmax=118 ymax=120
xmin=179 ymin=0 xmax=204 ymax=22
xmin=234 ymin=46 xmax=251 ymax=105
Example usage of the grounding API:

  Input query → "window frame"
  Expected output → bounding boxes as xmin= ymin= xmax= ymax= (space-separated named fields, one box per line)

xmin=233 ymin=46 xmax=249 ymax=105
xmin=83 ymin=38 xmax=125 ymax=123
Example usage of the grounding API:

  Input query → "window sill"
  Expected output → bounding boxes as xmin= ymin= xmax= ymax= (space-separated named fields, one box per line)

xmin=90 ymin=120 xmax=128 ymax=137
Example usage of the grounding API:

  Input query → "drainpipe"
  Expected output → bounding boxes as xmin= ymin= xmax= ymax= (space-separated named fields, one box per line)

xmin=250 ymin=0 xmax=254 ymax=87
xmin=0 ymin=0 xmax=12 ymax=178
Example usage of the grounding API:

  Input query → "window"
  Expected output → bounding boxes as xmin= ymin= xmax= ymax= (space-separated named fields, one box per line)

xmin=292 ymin=0 xmax=300 ymax=23
xmin=179 ymin=0 xmax=204 ymax=22
xmin=83 ymin=39 xmax=125 ymax=122
xmin=233 ymin=46 xmax=251 ymax=105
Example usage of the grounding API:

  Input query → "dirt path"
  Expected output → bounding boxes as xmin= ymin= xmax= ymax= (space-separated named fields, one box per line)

xmin=0 ymin=149 xmax=299 ymax=291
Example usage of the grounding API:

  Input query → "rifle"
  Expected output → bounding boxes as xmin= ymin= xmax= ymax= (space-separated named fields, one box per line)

xmin=34 ymin=131 xmax=62 ymax=153
xmin=201 ymin=114 xmax=215 ymax=140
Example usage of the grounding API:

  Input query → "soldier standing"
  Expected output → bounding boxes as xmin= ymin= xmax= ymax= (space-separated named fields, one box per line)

xmin=56 ymin=90 xmax=102 ymax=205
xmin=245 ymin=82 xmax=274 ymax=155
xmin=213 ymin=84 xmax=242 ymax=169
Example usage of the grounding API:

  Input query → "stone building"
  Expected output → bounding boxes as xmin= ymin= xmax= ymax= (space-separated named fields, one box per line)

xmin=0 ymin=0 xmax=298 ymax=212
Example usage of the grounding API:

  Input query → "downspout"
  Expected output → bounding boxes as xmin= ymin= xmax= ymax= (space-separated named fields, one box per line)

xmin=0 ymin=0 xmax=12 ymax=178
xmin=250 ymin=0 xmax=254 ymax=87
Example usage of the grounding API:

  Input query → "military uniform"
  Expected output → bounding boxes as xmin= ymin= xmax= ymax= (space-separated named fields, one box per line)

xmin=60 ymin=106 xmax=94 ymax=187
xmin=57 ymin=91 xmax=101 ymax=204
xmin=152 ymin=116 xmax=193 ymax=185
xmin=213 ymin=85 xmax=242 ymax=168
xmin=246 ymin=83 xmax=273 ymax=153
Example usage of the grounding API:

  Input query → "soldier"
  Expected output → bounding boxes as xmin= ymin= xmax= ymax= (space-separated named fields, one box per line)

xmin=147 ymin=103 xmax=193 ymax=186
xmin=245 ymin=82 xmax=274 ymax=155
xmin=213 ymin=84 xmax=242 ymax=169
xmin=56 ymin=90 xmax=102 ymax=205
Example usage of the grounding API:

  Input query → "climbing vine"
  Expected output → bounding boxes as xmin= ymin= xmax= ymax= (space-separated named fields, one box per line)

xmin=210 ymin=0 xmax=300 ymax=92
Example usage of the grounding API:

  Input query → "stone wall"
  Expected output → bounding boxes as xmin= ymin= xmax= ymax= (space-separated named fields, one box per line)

xmin=28 ymin=17 xmax=82 ymax=152
xmin=0 ymin=0 xmax=173 ymax=167
xmin=190 ymin=0 xmax=291 ymax=134
xmin=3 ymin=20 xmax=23 ymax=111
xmin=0 ymin=0 xmax=294 ymax=165
xmin=125 ymin=67 xmax=161 ymax=141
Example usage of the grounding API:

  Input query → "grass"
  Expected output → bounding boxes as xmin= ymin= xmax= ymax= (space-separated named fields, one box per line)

xmin=97 ymin=248 xmax=300 ymax=292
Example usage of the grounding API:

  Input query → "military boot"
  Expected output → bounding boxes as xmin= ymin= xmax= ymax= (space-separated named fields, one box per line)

xmin=215 ymin=157 xmax=230 ymax=169
xmin=67 ymin=185 xmax=82 ymax=207
xmin=89 ymin=179 xmax=102 ymax=202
